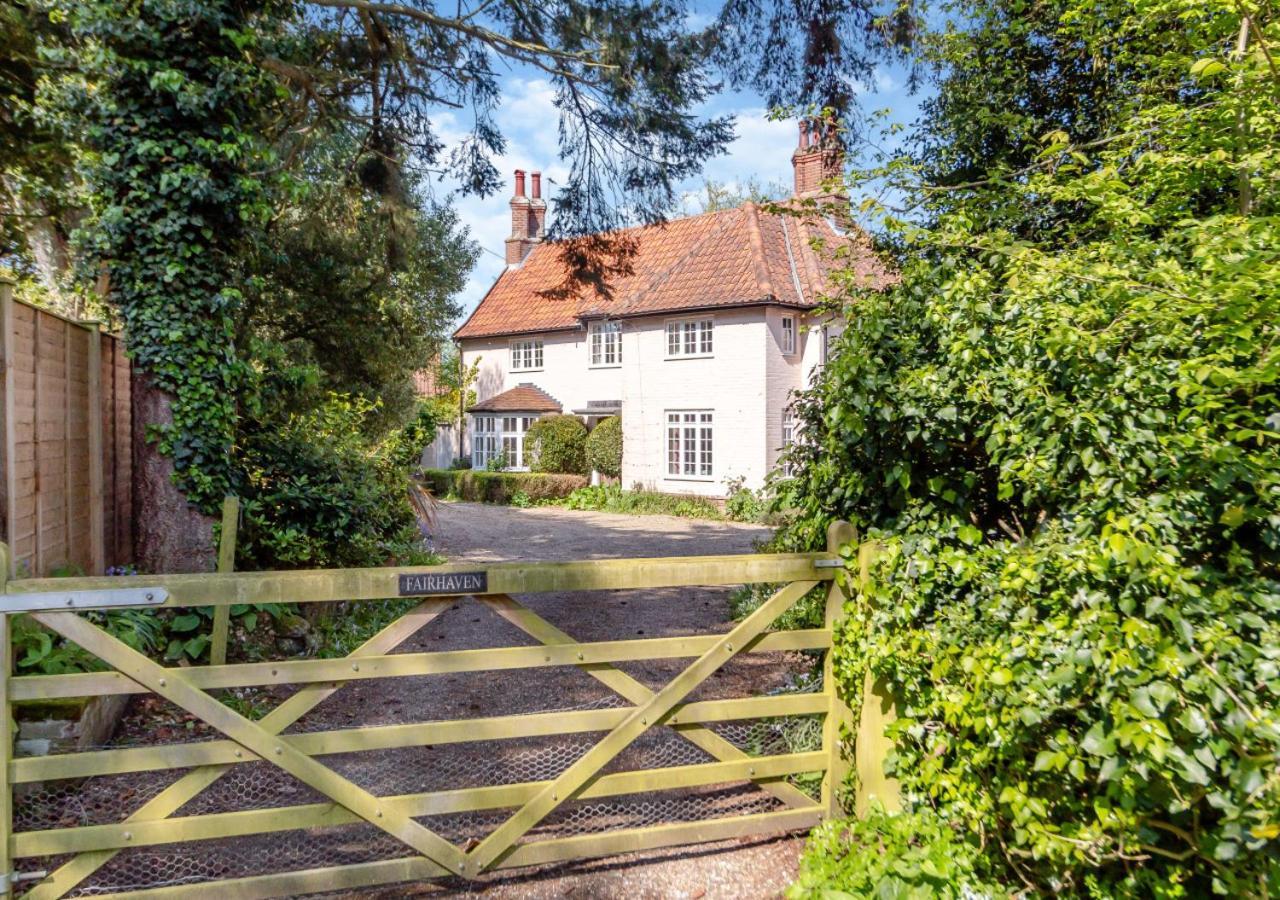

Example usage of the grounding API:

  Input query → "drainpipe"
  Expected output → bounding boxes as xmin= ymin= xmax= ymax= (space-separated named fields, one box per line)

xmin=456 ymin=341 xmax=464 ymax=463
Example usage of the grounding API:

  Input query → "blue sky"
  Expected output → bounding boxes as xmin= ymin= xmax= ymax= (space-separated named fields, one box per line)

xmin=429 ymin=53 xmax=925 ymax=322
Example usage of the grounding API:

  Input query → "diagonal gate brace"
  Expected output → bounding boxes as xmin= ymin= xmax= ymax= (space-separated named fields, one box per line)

xmin=22 ymin=599 xmax=456 ymax=899
xmin=483 ymin=592 xmax=818 ymax=811
xmin=470 ymin=580 xmax=820 ymax=871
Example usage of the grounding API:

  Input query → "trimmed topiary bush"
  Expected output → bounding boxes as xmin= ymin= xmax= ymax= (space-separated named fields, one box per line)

xmin=586 ymin=416 xmax=623 ymax=477
xmin=525 ymin=414 xmax=588 ymax=475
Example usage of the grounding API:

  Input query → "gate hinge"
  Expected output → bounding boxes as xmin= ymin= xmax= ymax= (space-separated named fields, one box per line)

xmin=813 ymin=558 xmax=845 ymax=569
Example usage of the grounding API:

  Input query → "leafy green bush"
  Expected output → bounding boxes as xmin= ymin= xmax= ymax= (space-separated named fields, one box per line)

xmin=557 ymin=485 xmax=724 ymax=519
xmin=382 ymin=403 xmax=437 ymax=472
xmin=526 ymin=414 xmax=588 ymax=474
xmin=790 ymin=808 xmax=1003 ymax=899
xmin=586 ymin=416 xmax=623 ymax=477
xmin=237 ymin=394 xmax=425 ymax=570
xmin=723 ymin=475 xmax=766 ymax=523
xmin=420 ymin=468 xmax=587 ymax=503
xmin=778 ymin=5 xmax=1280 ymax=890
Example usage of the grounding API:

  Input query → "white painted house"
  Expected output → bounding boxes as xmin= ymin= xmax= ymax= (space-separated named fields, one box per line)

xmin=450 ymin=123 xmax=892 ymax=497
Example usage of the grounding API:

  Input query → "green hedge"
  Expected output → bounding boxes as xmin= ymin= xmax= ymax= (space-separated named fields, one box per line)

xmin=586 ymin=416 xmax=622 ymax=477
xmin=526 ymin=414 xmax=588 ymax=474
xmin=420 ymin=468 xmax=587 ymax=503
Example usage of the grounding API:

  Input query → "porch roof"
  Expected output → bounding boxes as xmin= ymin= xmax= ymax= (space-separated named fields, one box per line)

xmin=467 ymin=383 xmax=562 ymax=414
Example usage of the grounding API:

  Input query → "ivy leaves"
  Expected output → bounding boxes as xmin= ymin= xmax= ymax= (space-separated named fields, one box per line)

xmin=49 ymin=0 xmax=275 ymax=510
xmin=782 ymin=0 xmax=1280 ymax=894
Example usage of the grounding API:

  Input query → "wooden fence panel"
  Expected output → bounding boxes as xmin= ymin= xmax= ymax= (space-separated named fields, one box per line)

xmin=0 ymin=279 xmax=133 ymax=576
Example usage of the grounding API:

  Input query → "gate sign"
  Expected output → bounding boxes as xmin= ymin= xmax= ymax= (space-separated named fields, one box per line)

xmin=398 ymin=571 xmax=488 ymax=596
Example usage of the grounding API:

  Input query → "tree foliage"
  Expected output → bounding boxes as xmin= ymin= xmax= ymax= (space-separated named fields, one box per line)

xmin=783 ymin=0 xmax=1280 ymax=894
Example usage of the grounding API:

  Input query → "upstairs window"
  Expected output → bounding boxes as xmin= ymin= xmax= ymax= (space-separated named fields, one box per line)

xmin=511 ymin=339 xmax=544 ymax=371
xmin=665 ymin=318 xmax=713 ymax=358
xmin=781 ymin=316 xmax=796 ymax=355
xmin=589 ymin=321 xmax=622 ymax=366
xmin=666 ymin=410 xmax=713 ymax=478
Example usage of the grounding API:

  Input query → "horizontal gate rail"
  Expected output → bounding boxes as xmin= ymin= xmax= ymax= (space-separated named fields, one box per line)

xmin=79 ymin=808 xmax=824 ymax=900
xmin=0 ymin=540 xmax=867 ymax=900
xmin=12 ymin=693 xmax=828 ymax=783
xmin=11 ymin=627 xmax=831 ymax=700
xmin=14 ymin=750 xmax=828 ymax=857
xmin=6 ymin=552 xmax=833 ymax=606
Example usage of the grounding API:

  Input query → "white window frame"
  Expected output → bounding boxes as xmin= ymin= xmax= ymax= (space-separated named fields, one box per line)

xmin=780 ymin=315 xmax=797 ymax=356
xmin=510 ymin=339 xmax=544 ymax=372
xmin=664 ymin=317 xmax=714 ymax=359
xmin=589 ymin=320 xmax=622 ymax=367
xmin=471 ymin=415 xmax=498 ymax=469
xmin=473 ymin=414 xmax=536 ymax=470
xmin=780 ymin=408 xmax=797 ymax=477
xmin=666 ymin=410 xmax=713 ymax=479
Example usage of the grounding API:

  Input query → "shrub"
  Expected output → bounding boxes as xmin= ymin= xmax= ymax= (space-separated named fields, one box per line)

xmin=420 ymin=468 xmax=587 ymax=503
xmin=448 ymin=456 xmax=472 ymax=470
xmin=237 ymin=394 xmax=424 ymax=570
xmin=526 ymin=414 xmax=588 ymax=474
xmin=789 ymin=808 xmax=1002 ymax=899
xmin=586 ymin=416 xmax=623 ymax=477
xmin=381 ymin=403 xmax=437 ymax=472
xmin=723 ymin=475 xmax=766 ymax=523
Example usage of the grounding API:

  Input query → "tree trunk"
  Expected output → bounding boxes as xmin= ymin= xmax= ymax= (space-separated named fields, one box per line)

xmin=132 ymin=371 xmax=215 ymax=573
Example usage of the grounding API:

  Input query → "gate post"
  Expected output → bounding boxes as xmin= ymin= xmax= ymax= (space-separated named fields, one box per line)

xmin=1 ymin=543 xmax=13 ymax=896
xmin=820 ymin=519 xmax=857 ymax=818
xmin=853 ymin=541 xmax=902 ymax=816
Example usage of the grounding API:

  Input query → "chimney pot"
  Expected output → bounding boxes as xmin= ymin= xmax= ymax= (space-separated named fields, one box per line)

xmin=514 ymin=169 xmax=526 ymax=197
xmin=531 ymin=171 xmax=542 ymax=199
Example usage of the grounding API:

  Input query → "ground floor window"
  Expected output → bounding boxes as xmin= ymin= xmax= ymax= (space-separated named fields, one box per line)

xmin=666 ymin=410 xmax=713 ymax=478
xmin=473 ymin=414 xmax=535 ymax=469
xmin=780 ymin=409 xmax=797 ymax=477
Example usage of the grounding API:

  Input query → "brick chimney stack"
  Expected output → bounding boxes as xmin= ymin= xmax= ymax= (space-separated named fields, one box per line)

xmin=529 ymin=171 xmax=547 ymax=238
xmin=505 ymin=169 xmax=542 ymax=265
xmin=791 ymin=118 xmax=844 ymax=198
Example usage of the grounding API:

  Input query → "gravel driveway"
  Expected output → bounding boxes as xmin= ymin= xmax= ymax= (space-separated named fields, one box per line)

xmin=317 ymin=502 xmax=812 ymax=900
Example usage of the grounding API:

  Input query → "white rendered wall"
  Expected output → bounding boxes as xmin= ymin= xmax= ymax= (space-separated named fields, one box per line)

xmin=459 ymin=306 xmax=827 ymax=496
xmin=460 ymin=328 xmax=624 ymax=423
xmin=619 ymin=308 xmax=772 ymax=497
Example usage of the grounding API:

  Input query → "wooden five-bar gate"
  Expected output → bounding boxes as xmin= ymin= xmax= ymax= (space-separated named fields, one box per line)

xmin=0 ymin=522 xmax=897 ymax=898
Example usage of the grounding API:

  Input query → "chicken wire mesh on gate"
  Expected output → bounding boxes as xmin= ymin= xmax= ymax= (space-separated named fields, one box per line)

xmin=14 ymin=690 xmax=823 ymax=897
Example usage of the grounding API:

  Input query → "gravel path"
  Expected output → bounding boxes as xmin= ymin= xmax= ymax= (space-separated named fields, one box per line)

xmin=319 ymin=502 xmax=812 ymax=900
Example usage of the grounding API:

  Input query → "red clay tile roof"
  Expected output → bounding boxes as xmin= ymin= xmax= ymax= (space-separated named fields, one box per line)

xmin=454 ymin=202 xmax=892 ymax=340
xmin=467 ymin=383 xmax=562 ymax=413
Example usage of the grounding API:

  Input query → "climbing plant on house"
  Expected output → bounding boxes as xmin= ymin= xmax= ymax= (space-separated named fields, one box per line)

xmin=780 ymin=0 xmax=1280 ymax=895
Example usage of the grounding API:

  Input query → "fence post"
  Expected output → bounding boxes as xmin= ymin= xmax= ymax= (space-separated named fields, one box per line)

xmin=854 ymin=540 xmax=902 ymax=816
xmin=0 ymin=543 xmax=13 ymax=896
xmin=85 ymin=321 xmax=105 ymax=574
xmin=208 ymin=496 xmax=239 ymax=666
xmin=821 ymin=519 xmax=857 ymax=818
xmin=0 ymin=279 xmax=14 ymax=579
